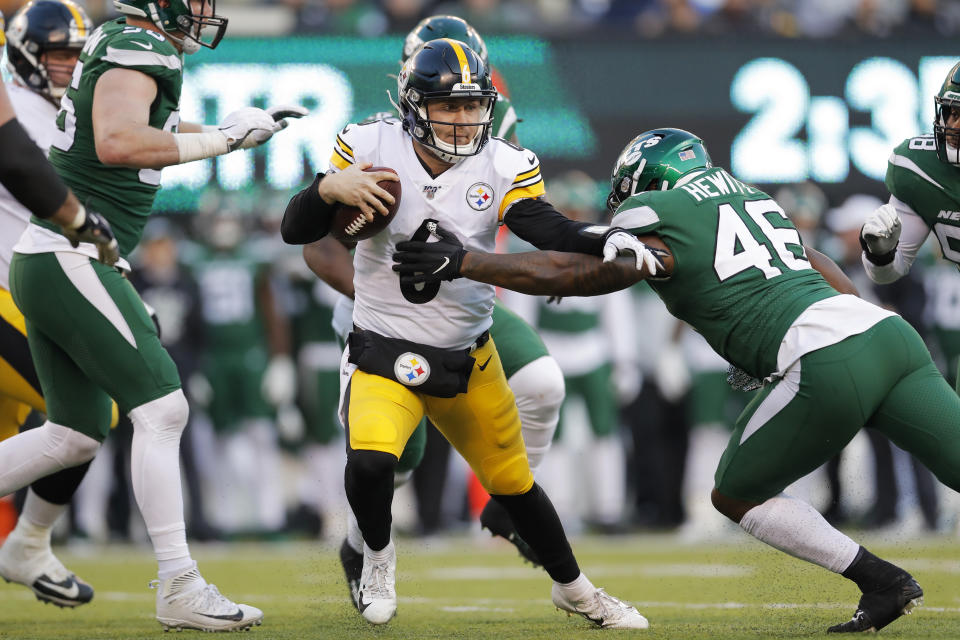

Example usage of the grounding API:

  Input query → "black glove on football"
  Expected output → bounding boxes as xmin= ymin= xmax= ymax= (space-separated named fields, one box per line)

xmin=62 ymin=205 xmax=120 ymax=267
xmin=393 ymin=221 xmax=466 ymax=284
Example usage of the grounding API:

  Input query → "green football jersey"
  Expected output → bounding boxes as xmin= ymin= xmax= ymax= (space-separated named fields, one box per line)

xmin=45 ymin=18 xmax=183 ymax=257
xmin=886 ymin=135 xmax=960 ymax=265
xmin=611 ymin=167 xmax=837 ymax=378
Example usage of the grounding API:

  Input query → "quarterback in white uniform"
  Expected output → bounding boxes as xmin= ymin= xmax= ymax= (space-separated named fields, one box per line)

xmin=0 ymin=0 xmax=96 ymax=608
xmin=282 ymin=38 xmax=650 ymax=629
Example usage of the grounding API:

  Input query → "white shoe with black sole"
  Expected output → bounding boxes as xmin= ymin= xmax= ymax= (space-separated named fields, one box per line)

xmin=0 ymin=527 xmax=93 ymax=607
xmin=357 ymin=542 xmax=397 ymax=625
xmin=552 ymin=583 xmax=650 ymax=629
xmin=153 ymin=566 xmax=263 ymax=632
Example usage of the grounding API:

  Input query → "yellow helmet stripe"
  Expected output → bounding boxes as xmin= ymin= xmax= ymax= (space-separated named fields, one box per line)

xmin=61 ymin=0 xmax=87 ymax=38
xmin=444 ymin=38 xmax=471 ymax=85
xmin=0 ymin=11 xmax=5 ymax=47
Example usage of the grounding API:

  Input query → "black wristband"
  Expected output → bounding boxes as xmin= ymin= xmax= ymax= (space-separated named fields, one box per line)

xmin=0 ymin=118 xmax=69 ymax=219
xmin=859 ymin=228 xmax=896 ymax=266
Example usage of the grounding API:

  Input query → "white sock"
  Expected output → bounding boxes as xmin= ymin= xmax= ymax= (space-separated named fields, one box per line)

xmin=365 ymin=540 xmax=394 ymax=561
xmin=346 ymin=509 xmax=363 ymax=554
xmin=158 ymin=557 xmax=199 ymax=581
xmin=20 ymin=489 xmax=66 ymax=532
xmin=129 ymin=391 xmax=193 ymax=572
xmin=740 ymin=493 xmax=860 ymax=573
xmin=554 ymin=572 xmax=594 ymax=600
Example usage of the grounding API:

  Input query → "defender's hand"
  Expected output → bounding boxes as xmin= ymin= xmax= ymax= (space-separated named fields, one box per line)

xmin=319 ymin=162 xmax=398 ymax=219
xmin=62 ymin=205 xmax=120 ymax=266
xmin=218 ymin=107 xmax=281 ymax=151
xmin=266 ymin=104 xmax=308 ymax=130
xmin=392 ymin=222 xmax=466 ymax=284
xmin=860 ymin=203 xmax=901 ymax=261
xmin=602 ymin=228 xmax=665 ymax=275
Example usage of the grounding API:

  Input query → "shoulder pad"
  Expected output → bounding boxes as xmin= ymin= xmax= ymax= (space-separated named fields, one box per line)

xmin=329 ymin=119 xmax=386 ymax=171
xmin=101 ymin=25 xmax=181 ymax=72
xmin=611 ymin=193 xmax=662 ymax=234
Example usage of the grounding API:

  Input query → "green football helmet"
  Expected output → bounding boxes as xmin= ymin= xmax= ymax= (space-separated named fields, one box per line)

xmin=112 ymin=0 xmax=227 ymax=54
xmin=934 ymin=60 xmax=960 ymax=166
xmin=402 ymin=15 xmax=488 ymax=67
xmin=606 ymin=128 xmax=712 ymax=213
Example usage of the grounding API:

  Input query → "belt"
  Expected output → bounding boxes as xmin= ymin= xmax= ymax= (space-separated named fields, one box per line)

xmin=353 ymin=325 xmax=489 ymax=354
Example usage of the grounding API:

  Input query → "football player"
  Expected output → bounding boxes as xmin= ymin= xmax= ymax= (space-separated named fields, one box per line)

xmin=860 ymin=60 xmax=960 ymax=392
xmin=0 ymin=0 xmax=110 ymax=608
xmin=395 ymin=127 xmax=960 ymax=634
xmin=283 ymin=39 xmax=648 ymax=628
xmin=308 ymin=15 xmax=563 ymax=605
xmin=0 ymin=0 xmax=305 ymax=631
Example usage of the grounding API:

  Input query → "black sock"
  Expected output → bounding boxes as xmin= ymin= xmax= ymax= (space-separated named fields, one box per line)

xmin=841 ymin=546 xmax=907 ymax=593
xmin=344 ymin=449 xmax=397 ymax=551
xmin=30 ymin=461 xmax=91 ymax=505
xmin=492 ymin=483 xmax=580 ymax=583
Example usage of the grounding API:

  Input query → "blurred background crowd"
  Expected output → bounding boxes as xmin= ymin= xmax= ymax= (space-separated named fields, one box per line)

xmin=3 ymin=0 xmax=960 ymax=550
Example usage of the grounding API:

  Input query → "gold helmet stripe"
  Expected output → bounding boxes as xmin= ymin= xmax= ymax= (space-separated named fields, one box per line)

xmin=0 ymin=10 xmax=5 ymax=47
xmin=444 ymin=38 xmax=471 ymax=85
xmin=61 ymin=0 xmax=87 ymax=38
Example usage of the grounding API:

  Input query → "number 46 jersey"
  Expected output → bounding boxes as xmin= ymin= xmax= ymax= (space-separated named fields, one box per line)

xmin=329 ymin=118 xmax=545 ymax=350
xmin=611 ymin=166 xmax=892 ymax=380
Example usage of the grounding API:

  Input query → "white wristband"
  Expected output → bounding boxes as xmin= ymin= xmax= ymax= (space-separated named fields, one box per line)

xmin=173 ymin=131 xmax=229 ymax=163
xmin=67 ymin=203 xmax=87 ymax=230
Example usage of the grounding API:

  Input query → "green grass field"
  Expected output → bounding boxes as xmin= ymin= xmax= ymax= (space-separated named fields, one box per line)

xmin=2 ymin=533 xmax=959 ymax=639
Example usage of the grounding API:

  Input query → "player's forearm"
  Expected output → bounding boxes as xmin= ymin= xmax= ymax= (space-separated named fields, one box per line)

xmin=460 ymin=250 xmax=643 ymax=296
xmin=303 ymin=235 xmax=355 ymax=298
xmin=282 ymin=173 xmax=338 ymax=244
xmin=805 ymin=246 xmax=859 ymax=297
xmin=95 ymin=123 xmax=181 ymax=169
xmin=0 ymin=117 xmax=71 ymax=221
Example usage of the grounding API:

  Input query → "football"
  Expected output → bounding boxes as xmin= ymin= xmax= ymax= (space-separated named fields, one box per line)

xmin=329 ymin=166 xmax=401 ymax=242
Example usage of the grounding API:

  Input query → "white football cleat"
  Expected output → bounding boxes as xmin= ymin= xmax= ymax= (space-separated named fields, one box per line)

xmin=552 ymin=583 xmax=650 ymax=629
xmin=0 ymin=526 xmax=93 ymax=607
xmin=153 ymin=566 xmax=263 ymax=632
xmin=357 ymin=543 xmax=397 ymax=625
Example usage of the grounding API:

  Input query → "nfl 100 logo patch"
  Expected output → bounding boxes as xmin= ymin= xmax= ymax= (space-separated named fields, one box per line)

xmin=394 ymin=352 xmax=430 ymax=386
xmin=466 ymin=182 xmax=495 ymax=211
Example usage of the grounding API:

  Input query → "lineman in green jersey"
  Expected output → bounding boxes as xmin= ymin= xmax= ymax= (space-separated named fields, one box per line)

xmin=0 ymin=0 xmax=306 ymax=632
xmin=315 ymin=15 xmax=562 ymax=607
xmin=861 ymin=60 xmax=960 ymax=392
xmin=393 ymin=127 xmax=960 ymax=634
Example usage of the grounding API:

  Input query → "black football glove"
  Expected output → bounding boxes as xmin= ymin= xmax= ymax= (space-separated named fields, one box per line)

xmin=62 ymin=205 xmax=120 ymax=267
xmin=392 ymin=221 xmax=466 ymax=284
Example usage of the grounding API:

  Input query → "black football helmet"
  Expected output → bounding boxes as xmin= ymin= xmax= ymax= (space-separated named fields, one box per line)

xmin=5 ymin=0 xmax=92 ymax=102
xmin=396 ymin=38 xmax=497 ymax=164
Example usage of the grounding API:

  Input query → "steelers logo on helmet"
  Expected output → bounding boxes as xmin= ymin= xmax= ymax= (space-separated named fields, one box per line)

xmin=466 ymin=182 xmax=495 ymax=211
xmin=394 ymin=352 xmax=430 ymax=386
xmin=396 ymin=38 xmax=498 ymax=165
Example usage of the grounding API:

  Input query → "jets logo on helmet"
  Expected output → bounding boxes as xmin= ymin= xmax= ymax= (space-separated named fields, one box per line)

xmin=395 ymin=38 xmax=498 ymax=165
xmin=934 ymin=60 xmax=960 ymax=166
xmin=112 ymin=0 xmax=227 ymax=55
xmin=402 ymin=15 xmax=488 ymax=67
xmin=5 ymin=0 xmax=92 ymax=102
xmin=607 ymin=128 xmax=712 ymax=213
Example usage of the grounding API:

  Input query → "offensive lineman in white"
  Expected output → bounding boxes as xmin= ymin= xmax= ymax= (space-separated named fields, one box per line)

xmin=281 ymin=39 xmax=655 ymax=628
xmin=0 ymin=0 xmax=98 ymax=607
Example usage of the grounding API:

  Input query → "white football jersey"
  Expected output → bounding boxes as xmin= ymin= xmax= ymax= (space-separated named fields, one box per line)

xmin=329 ymin=119 xmax=545 ymax=349
xmin=0 ymin=84 xmax=59 ymax=291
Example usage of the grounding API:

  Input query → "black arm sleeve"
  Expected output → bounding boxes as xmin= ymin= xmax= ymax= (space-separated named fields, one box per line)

xmin=503 ymin=197 xmax=608 ymax=255
xmin=0 ymin=118 xmax=69 ymax=219
xmin=280 ymin=172 xmax=340 ymax=245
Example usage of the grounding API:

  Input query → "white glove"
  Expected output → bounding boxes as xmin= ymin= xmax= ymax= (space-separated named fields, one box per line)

xmin=266 ymin=104 xmax=309 ymax=129
xmin=218 ymin=107 xmax=283 ymax=151
xmin=602 ymin=230 xmax=664 ymax=275
xmin=261 ymin=355 xmax=297 ymax=406
xmin=612 ymin=361 xmax=642 ymax=406
xmin=861 ymin=203 xmax=901 ymax=257
xmin=654 ymin=344 xmax=691 ymax=403
xmin=275 ymin=403 xmax=305 ymax=443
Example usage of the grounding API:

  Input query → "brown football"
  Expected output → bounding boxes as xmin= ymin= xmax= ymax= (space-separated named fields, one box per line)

xmin=329 ymin=166 xmax=401 ymax=242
